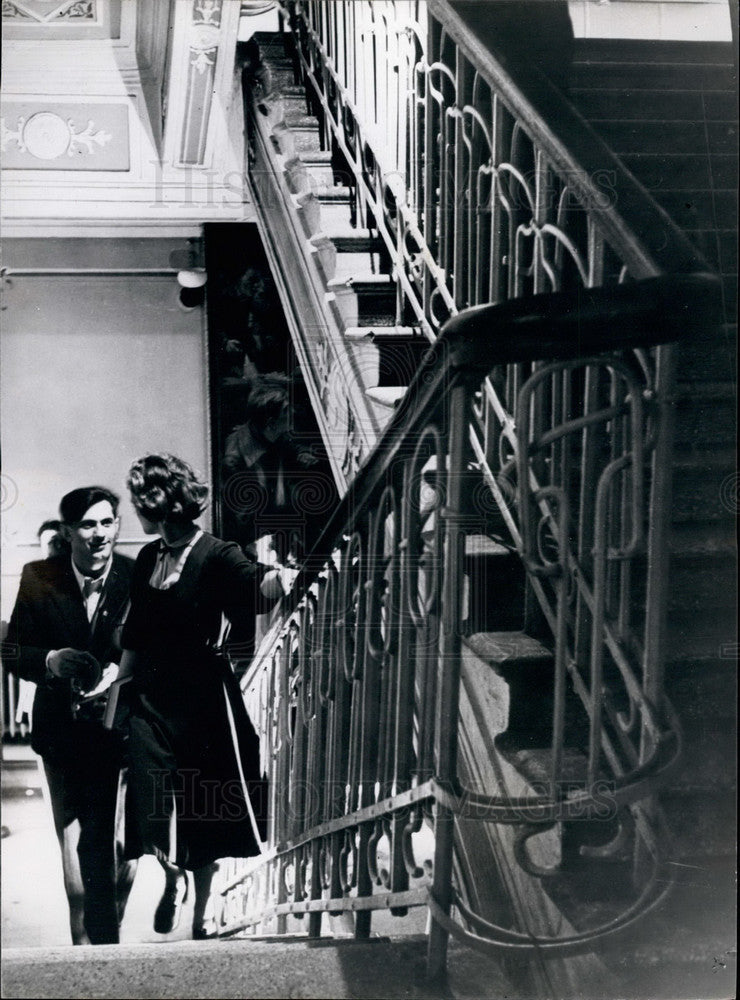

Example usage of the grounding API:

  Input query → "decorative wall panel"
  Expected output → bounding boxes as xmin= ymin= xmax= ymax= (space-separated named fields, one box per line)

xmin=1 ymin=101 xmax=130 ymax=170
xmin=2 ymin=0 xmax=120 ymax=38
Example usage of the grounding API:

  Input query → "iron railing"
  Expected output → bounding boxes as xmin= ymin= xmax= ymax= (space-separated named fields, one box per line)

xmin=214 ymin=275 xmax=717 ymax=968
xmin=225 ymin=0 xmax=718 ymax=975
xmin=269 ymin=0 xmax=706 ymax=708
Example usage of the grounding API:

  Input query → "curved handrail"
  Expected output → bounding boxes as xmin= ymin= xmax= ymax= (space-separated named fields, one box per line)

xmin=276 ymin=272 xmax=720 ymax=598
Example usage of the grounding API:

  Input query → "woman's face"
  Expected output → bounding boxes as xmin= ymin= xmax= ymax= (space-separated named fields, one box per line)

xmin=132 ymin=501 xmax=160 ymax=534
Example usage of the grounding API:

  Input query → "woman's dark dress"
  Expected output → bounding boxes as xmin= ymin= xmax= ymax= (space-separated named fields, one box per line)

xmin=121 ymin=533 xmax=270 ymax=869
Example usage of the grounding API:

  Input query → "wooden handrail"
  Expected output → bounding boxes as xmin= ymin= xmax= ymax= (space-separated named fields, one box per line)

xmin=253 ymin=272 xmax=719 ymax=609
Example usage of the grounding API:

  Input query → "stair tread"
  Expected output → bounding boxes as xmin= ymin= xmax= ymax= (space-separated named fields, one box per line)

xmin=297 ymin=150 xmax=333 ymax=164
xmin=0 ymin=935 xmax=523 ymax=1000
xmin=344 ymin=326 xmax=419 ymax=339
xmin=492 ymin=740 xmax=590 ymax=784
xmin=669 ymin=523 xmax=737 ymax=556
xmin=573 ymin=39 xmax=735 ymax=63
xmin=315 ymin=186 xmax=352 ymax=203
xmin=464 ymin=534 xmax=511 ymax=557
xmin=327 ymin=273 xmax=394 ymax=289
xmin=465 ymin=631 xmax=552 ymax=668
xmin=675 ymin=379 xmax=737 ymax=398
xmin=365 ymin=386 xmax=407 ymax=407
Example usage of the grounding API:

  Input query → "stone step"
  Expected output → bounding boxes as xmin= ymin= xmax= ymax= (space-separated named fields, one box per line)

xmin=571 ymin=60 xmax=735 ymax=93
xmin=664 ymin=659 xmax=737 ymax=725
xmin=659 ymin=787 xmax=737 ymax=861
xmin=278 ymin=91 xmax=309 ymax=115
xmin=327 ymin=274 xmax=397 ymax=328
xmin=374 ymin=339 xmax=430 ymax=388
xmin=463 ymin=630 xmax=576 ymax=751
xmin=676 ymin=326 xmax=737 ymax=381
xmin=648 ymin=189 xmax=738 ymax=236
xmin=670 ymin=458 xmax=736 ymax=524
xmin=682 ymin=229 xmax=738 ymax=276
xmin=365 ymin=386 xmax=407 ymax=409
xmin=571 ymin=88 xmax=734 ymax=123
xmin=669 ymin=520 xmax=737 ymax=557
xmin=573 ymin=39 xmax=735 ymax=67
xmin=316 ymin=201 xmax=355 ymax=231
xmin=320 ymin=229 xmax=384 ymax=253
xmin=583 ymin=119 xmax=716 ymax=157
xmin=316 ymin=185 xmax=353 ymax=204
xmin=665 ymin=608 xmax=736 ymax=664
xmin=0 ymin=935 xmax=520 ymax=1000
xmin=268 ymin=66 xmax=299 ymax=90
xmin=1 ymin=754 xmax=43 ymax=798
xmin=344 ymin=326 xmax=420 ymax=341
xmin=617 ymin=153 xmax=737 ymax=196
xmin=331 ymin=249 xmax=389 ymax=281
xmin=665 ymin=552 xmax=737 ymax=615
xmin=462 ymin=545 xmax=525 ymax=634
xmin=283 ymin=125 xmax=322 ymax=153
xmin=673 ymin=383 xmax=736 ymax=447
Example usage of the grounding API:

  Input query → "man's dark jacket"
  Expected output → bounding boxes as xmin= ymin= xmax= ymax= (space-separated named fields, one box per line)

xmin=3 ymin=553 xmax=134 ymax=764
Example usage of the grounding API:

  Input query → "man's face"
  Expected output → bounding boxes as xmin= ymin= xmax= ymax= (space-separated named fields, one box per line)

xmin=62 ymin=500 xmax=119 ymax=576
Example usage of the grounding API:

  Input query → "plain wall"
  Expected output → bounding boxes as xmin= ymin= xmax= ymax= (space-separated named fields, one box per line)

xmin=1 ymin=272 xmax=209 ymax=619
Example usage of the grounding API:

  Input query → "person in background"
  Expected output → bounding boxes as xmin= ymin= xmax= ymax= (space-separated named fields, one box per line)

xmin=10 ymin=519 xmax=72 ymax=736
xmin=37 ymin=519 xmax=71 ymax=560
xmin=1 ymin=487 xmax=137 ymax=945
xmin=221 ymin=372 xmax=329 ymax=565
xmin=113 ymin=454 xmax=283 ymax=940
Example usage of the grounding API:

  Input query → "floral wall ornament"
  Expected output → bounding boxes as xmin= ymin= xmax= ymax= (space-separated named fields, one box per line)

xmin=1 ymin=101 xmax=127 ymax=170
xmin=193 ymin=0 xmax=221 ymax=27
xmin=1 ymin=111 xmax=111 ymax=159
xmin=1 ymin=0 xmax=95 ymax=22
xmin=190 ymin=47 xmax=216 ymax=75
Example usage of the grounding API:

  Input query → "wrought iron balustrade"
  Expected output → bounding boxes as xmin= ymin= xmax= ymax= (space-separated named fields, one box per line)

xmin=259 ymin=0 xmax=707 ymax=718
xmin=214 ymin=274 xmax=719 ymax=970
xmin=232 ymin=0 xmax=721 ymax=976
xmin=277 ymin=0 xmax=702 ymax=335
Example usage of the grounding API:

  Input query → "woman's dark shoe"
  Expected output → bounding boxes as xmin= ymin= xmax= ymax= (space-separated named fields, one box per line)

xmin=191 ymin=923 xmax=210 ymax=940
xmin=153 ymin=870 xmax=188 ymax=934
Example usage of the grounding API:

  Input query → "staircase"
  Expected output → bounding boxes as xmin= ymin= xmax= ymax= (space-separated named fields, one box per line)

xmin=240 ymin=32 xmax=424 ymax=485
xmin=568 ymin=38 xmax=738 ymax=998
xmin=237 ymin=23 xmax=737 ymax=1000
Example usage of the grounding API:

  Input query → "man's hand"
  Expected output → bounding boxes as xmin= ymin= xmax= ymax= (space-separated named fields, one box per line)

xmin=47 ymin=648 xmax=101 ymax=691
xmin=77 ymin=663 xmax=118 ymax=702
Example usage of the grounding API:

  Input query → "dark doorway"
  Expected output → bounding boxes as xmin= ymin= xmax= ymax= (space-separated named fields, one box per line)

xmin=204 ymin=223 xmax=338 ymax=564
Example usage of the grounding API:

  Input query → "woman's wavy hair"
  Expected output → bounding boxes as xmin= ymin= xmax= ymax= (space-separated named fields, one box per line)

xmin=127 ymin=454 xmax=209 ymax=525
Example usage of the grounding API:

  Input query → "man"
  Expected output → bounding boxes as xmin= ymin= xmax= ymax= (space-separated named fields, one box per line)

xmin=2 ymin=486 xmax=137 ymax=945
xmin=221 ymin=372 xmax=335 ymax=566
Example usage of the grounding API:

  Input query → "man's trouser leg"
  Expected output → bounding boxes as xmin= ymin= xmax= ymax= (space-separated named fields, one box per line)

xmin=43 ymin=761 xmax=89 ymax=945
xmin=76 ymin=752 xmax=125 ymax=944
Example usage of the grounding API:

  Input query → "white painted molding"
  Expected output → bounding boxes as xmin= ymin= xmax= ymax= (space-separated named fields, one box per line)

xmin=568 ymin=0 xmax=733 ymax=40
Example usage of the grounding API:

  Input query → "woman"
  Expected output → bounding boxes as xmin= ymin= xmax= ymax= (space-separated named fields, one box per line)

xmin=116 ymin=454 xmax=282 ymax=939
